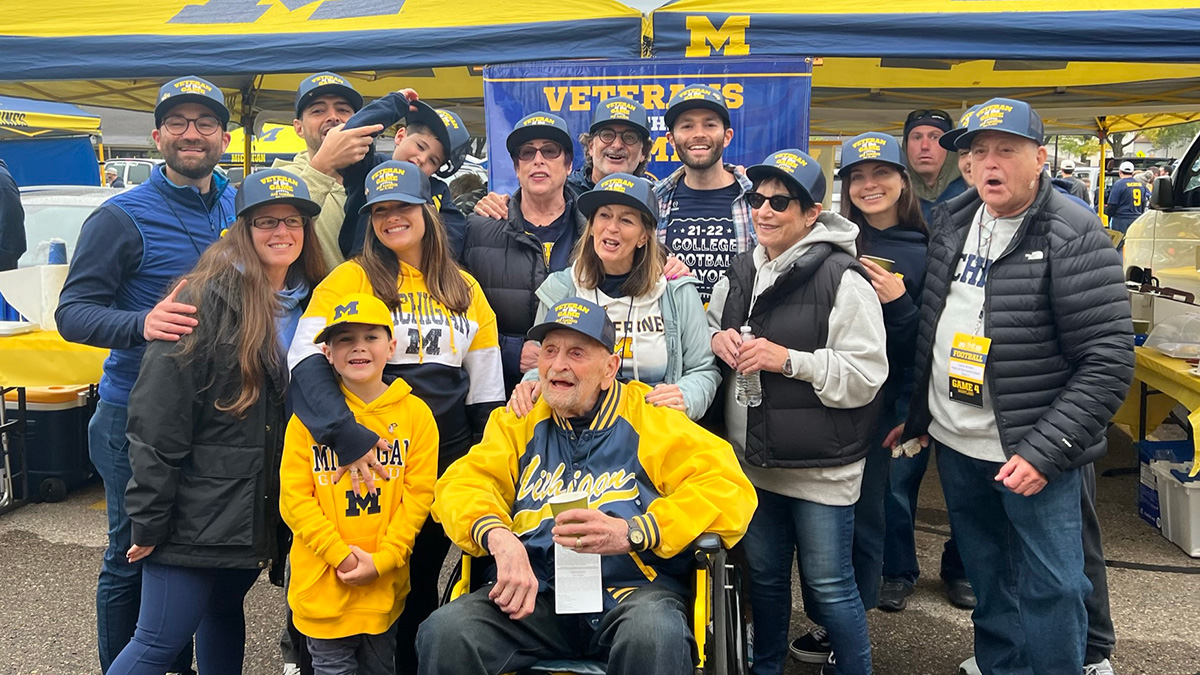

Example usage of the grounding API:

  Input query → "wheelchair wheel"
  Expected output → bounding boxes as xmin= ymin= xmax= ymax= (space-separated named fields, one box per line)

xmin=708 ymin=549 xmax=749 ymax=675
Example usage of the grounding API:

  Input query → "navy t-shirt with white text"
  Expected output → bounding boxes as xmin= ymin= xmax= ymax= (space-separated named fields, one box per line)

xmin=661 ymin=182 xmax=740 ymax=303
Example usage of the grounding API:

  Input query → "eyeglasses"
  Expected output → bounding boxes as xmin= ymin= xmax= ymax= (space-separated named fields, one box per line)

xmin=597 ymin=128 xmax=643 ymax=146
xmin=517 ymin=143 xmax=564 ymax=162
xmin=251 ymin=215 xmax=308 ymax=230
xmin=746 ymin=192 xmax=802 ymax=212
xmin=905 ymin=109 xmax=952 ymax=126
xmin=161 ymin=115 xmax=222 ymax=136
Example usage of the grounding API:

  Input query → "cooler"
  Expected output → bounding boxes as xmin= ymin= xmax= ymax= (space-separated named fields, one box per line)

xmin=3 ymin=384 xmax=96 ymax=502
xmin=1150 ymin=461 xmax=1200 ymax=558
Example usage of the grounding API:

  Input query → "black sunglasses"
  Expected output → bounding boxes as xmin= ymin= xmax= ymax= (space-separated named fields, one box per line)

xmin=517 ymin=142 xmax=564 ymax=162
xmin=746 ymin=191 xmax=802 ymax=212
xmin=905 ymin=109 xmax=952 ymax=125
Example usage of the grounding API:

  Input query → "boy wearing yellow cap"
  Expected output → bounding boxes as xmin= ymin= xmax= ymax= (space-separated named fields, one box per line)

xmin=279 ymin=292 xmax=438 ymax=675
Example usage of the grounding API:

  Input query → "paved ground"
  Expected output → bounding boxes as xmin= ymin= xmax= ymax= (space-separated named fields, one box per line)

xmin=1 ymin=426 xmax=1198 ymax=675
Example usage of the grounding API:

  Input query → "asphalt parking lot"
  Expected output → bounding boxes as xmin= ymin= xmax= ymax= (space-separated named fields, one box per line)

xmin=0 ymin=426 xmax=1197 ymax=675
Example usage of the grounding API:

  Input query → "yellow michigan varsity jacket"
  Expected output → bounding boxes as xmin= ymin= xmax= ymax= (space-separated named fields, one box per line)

xmin=434 ymin=380 xmax=757 ymax=610
xmin=280 ymin=379 xmax=438 ymax=639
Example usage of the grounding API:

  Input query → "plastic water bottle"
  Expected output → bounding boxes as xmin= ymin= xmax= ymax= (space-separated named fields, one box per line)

xmin=735 ymin=325 xmax=762 ymax=407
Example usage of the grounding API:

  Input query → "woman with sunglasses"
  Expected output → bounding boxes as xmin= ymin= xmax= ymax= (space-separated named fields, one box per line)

xmin=111 ymin=169 xmax=327 ymax=674
xmin=786 ymin=132 xmax=933 ymax=664
xmin=506 ymin=174 xmax=719 ymax=420
xmin=288 ymin=160 xmax=505 ymax=671
xmin=707 ymin=150 xmax=888 ymax=675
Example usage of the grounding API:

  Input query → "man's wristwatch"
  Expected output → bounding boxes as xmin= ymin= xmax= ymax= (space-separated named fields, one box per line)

xmin=782 ymin=355 xmax=794 ymax=377
xmin=626 ymin=518 xmax=648 ymax=552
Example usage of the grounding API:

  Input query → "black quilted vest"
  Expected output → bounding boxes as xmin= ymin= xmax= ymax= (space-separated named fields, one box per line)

xmin=720 ymin=243 xmax=882 ymax=468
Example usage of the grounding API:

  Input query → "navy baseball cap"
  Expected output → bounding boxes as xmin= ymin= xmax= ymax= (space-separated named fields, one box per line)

xmin=903 ymin=108 xmax=954 ymax=139
xmin=506 ymin=112 xmax=573 ymax=158
xmin=294 ymin=72 xmax=363 ymax=119
xmin=408 ymin=101 xmax=471 ymax=178
xmin=747 ymin=149 xmax=827 ymax=203
xmin=838 ymin=132 xmax=906 ymax=178
xmin=577 ymin=173 xmax=659 ymax=223
xmin=590 ymin=96 xmax=650 ymax=138
xmin=155 ymin=76 xmax=229 ymax=128
xmin=527 ymin=297 xmax=617 ymax=352
xmin=235 ymin=168 xmax=320 ymax=219
xmin=359 ymin=160 xmax=431 ymax=214
xmin=954 ymin=98 xmax=1044 ymax=150
xmin=939 ymin=105 xmax=982 ymax=151
xmin=664 ymin=84 xmax=730 ymax=130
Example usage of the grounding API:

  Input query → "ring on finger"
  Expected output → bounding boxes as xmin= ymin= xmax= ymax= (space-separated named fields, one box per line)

xmin=575 ymin=536 xmax=582 ymax=550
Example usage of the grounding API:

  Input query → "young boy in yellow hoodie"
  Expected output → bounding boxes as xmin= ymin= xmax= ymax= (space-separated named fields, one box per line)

xmin=280 ymin=292 xmax=438 ymax=675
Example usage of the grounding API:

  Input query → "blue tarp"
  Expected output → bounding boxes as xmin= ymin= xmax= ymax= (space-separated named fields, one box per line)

xmin=0 ymin=137 xmax=100 ymax=187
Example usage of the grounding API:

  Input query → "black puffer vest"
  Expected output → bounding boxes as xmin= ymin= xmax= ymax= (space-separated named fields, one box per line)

xmin=721 ymin=243 xmax=882 ymax=468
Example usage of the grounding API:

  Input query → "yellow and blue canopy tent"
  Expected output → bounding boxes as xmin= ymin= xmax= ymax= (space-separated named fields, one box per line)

xmin=0 ymin=96 xmax=101 ymax=185
xmin=649 ymin=0 xmax=1200 ymax=62
xmin=0 ymin=0 xmax=644 ymax=171
xmin=221 ymin=123 xmax=307 ymax=166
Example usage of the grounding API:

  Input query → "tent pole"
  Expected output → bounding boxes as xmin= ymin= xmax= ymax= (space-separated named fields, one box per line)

xmin=97 ymin=139 xmax=106 ymax=185
xmin=1097 ymin=117 xmax=1108 ymax=227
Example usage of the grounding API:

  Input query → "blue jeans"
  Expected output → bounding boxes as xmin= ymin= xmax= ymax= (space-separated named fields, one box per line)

xmin=107 ymin=562 xmax=260 ymax=675
xmin=851 ymin=429 xmax=891 ymax=610
xmin=417 ymin=585 xmax=693 ymax=675
xmin=89 ymin=400 xmax=193 ymax=673
xmin=743 ymin=488 xmax=871 ymax=675
xmin=937 ymin=444 xmax=1090 ymax=675
xmin=883 ymin=443 xmax=966 ymax=586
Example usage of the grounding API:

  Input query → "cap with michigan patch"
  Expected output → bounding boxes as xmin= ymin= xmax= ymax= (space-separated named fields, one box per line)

xmin=359 ymin=160 xmax=431 ymax=214
xmin=155 ymin=76 xmax=229 ymax=128
xmin=590 ymin=96 xmax=650 ymax=138
xmin=664 ymin=84 xmax=730 ymax=130
xmin=313 ymin=292 xmax=394 ymax=344
xmin=527 ymin=297 xmax=617 ymax=352
xmin=747 ymin=149 xmax=827 ymax=203
xmin=235 ymin=168 xmax=320 ymax=218
xmin=506 ymin=112 xmax=573 ymax=159
xmin=939 ymin=105 xmax=982 ymax=151
xmin=838 ymin=132 xmax=906 ymax=178
xmin=294 ymin=72 xmax=363 ymax=119
xmin=408 ymin=101 xmax=471 ymax=178
xmin=954 ymin=98 xmax=1044 ymax=150
xmin=577 ymin=173 xmax=658 ymax=223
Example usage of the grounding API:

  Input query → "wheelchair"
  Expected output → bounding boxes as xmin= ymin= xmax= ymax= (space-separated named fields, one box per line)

xmin=440 ymin=533 xmax=749 ymax=675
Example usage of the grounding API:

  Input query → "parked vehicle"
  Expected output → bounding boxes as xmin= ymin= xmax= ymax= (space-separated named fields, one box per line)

xmin=17 ymin=185 xmax=123 ymax=267
xmin=102 ymin=158 xmax=159 ymax=187
xmin=1122 ymin=138 xmax=1200 ymax=325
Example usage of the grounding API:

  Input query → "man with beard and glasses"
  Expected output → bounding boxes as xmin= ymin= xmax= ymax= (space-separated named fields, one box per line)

xmin=272 ymin=72 xmax=374 ymax=271
xmin=56 ymin=75 xmax=237 ymax=675
xmin=472 ymin=96 xmax=654 ymax=220
xmin=653 ymin=85 xmax=755 ymax=305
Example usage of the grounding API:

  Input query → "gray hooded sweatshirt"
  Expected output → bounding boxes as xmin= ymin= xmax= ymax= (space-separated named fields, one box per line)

xmin=706 ymin=211 xmax=889 ymax=506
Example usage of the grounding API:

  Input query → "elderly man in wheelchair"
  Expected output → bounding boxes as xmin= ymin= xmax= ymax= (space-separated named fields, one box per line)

xmin=417 ymin=298 xmax=757 ymax=675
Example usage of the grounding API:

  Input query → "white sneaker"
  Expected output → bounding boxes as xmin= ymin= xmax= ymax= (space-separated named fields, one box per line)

xmin=282 ymin=664 xmax=302 ymax=675
xmin=958 ymin=657 xmax=982 ymax=675
xmin=1084 ymin=659 xmax=1115 ymax=675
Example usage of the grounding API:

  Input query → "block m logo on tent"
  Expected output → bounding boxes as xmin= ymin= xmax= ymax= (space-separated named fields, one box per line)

xmin=685 ymin=16 xmax=750 ymax=57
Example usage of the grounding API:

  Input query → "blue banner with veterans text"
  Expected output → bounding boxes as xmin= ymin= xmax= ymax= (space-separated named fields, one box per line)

xmin=482 ymin=57 xmax=812 ymax=195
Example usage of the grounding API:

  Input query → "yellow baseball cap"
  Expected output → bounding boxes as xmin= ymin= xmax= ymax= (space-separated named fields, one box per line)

xmin=313 ymin=293 xmax=393 ymax=344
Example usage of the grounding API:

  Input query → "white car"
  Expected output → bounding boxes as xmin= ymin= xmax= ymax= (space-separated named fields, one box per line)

xmin=17 ymin=186 xmax=124 ymax=267
xmin=1122 ymin=133 xmax=1200 ymax=326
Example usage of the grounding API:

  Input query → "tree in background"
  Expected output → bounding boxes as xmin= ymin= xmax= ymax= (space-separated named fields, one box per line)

xmin=1144 ymin=121 xmax=1200 ymax=156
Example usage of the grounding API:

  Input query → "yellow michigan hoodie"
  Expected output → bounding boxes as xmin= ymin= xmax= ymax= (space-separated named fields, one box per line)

xmin=280 ymin=377 xmax=438 ymax=640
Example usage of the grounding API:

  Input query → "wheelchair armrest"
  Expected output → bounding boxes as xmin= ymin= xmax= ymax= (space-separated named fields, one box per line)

xmin=693 ymin=532 xmax=723 ymax=554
